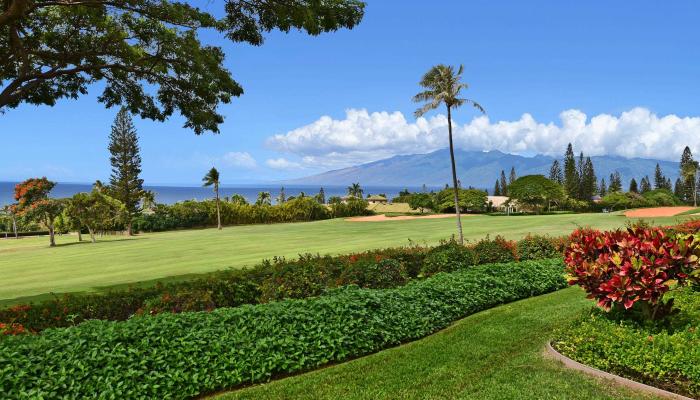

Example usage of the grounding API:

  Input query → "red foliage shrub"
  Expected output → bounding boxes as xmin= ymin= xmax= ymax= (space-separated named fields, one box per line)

xmin=0 ymin=322 xmax=28 ymax=335
xmin=565 ymin=226 xmax=700 ymax=319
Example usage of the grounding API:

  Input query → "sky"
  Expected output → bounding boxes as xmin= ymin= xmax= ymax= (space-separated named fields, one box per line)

xmin=1 ymin=0 xmax=700 ymax=185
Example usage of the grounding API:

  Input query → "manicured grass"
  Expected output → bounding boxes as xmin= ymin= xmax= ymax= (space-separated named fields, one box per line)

xmin=216 ymin=287 xmax=660 ymax=400
xmin=0 ymin=213 xmax=684 ymax=302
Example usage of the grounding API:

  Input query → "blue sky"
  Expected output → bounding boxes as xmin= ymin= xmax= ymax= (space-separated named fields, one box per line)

xmin=2 ymin=0 xmax=700 ymax=185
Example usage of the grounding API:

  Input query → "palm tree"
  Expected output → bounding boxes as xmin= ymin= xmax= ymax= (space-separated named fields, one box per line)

xmin=141 ymin=190 xmax=156 ymax=211
xmin=256 ymin=191 xmax=271 ymax=206
xmin=347 ymin=182 xmax=363 ymax=198
xmin=1 ymin=205 xmax=18 ymax=239
xmin=202 ymin=167 xmax=222 ymax=230
xmin=413 ymin=64 xmax=484 ymax=244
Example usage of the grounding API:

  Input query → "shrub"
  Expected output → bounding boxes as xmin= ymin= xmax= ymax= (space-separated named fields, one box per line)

xmin=517 ymin=234 xmax=561 ymax=260
xmin=565 ymin=225 xmax=700 ymax=320
xmin=473 ymin=235 xmax=517 ymax=264
xmin=259 ymin=255 xmax=342 ymax=302
xmin=420 ymin=240 xmax=478 ymax=276
xmin=338 ymin=258 xmax=408 ymax=289
xmin=553 ymin=288 xmax=700 ymax=398
xmin=0 ymin=259 xmax=566 ymax=399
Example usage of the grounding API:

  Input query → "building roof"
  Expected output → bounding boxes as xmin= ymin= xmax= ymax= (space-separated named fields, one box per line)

xmin=487 ymin=196 xmax=510 ymax=207
xmin=367 ymin=195 xmax=387 ymax=201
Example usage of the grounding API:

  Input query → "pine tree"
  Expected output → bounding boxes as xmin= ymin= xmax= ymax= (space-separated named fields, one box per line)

xmin=549 ymin=160 xmax=563 ymax=184
xmin=674 ymin=178 xmax=683 ymax=198
xmin=493 ymin=180 xmax=501 ymax=196
xmin=665 ymin=177 xmax=672 ymax=191
xmin=609 ymin=172 xmax=622 ymax=193
xmin=500 ymin=170 xmax=508 ymax=196
xmin=316 ymin=187 xmax=326 ymax=204
xmin=108 ymin=108 xmax=144 ymax=235
xmin=653 ymin=163 xmax=665 ymax=189
xmin=277 ymin=187 xmax=286 ymax=204
xmin=629 ymin=178 xmax=638 ymax=193
xmin=599 ymin=178 xmax=607 ymax=196
xmin=509 ymin=167 xmax=517 ymax=186
xmin=563 ymin=143 xmax=579 ymax=199
xmin=580 ymin=157 xmax=597 ymax=200
xmin=640 ymin=176 xmax=652 ymax=193
xmin=680 ymin=146 xmax=695 ymax=203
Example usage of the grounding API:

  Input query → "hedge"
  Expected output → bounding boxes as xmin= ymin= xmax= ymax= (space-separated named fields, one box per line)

xmin=553 ymin=288 xmax=700 ymax=398
xmin=0 ymin=259 xmax=566 ymax=399
xmin=1 ymin=235 xmax=564 ymax=333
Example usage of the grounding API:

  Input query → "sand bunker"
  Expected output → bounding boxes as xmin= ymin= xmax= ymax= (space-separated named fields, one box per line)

xmin=346 ymin=214 xmax=459 ymax=222
xmin=624 ymin=206 xmax=696 ymax=218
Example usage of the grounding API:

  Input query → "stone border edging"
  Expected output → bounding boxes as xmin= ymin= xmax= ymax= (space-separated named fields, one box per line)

xmin=544 ymin=342 xmax=695 ymax=400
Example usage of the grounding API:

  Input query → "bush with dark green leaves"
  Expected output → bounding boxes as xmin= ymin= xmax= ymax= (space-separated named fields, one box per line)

xmin=553 ymin=288 xmax=700 ymax=398
xmin=0 ymin=259 xmax=566 ymax=399
xmin=473 ymin=235 xmax=517 ymax=264
xmin=420 ymin=240 xmax=478 ymax=276
xmin=338 ymin=258 xmax=408 ymax=289
xmin=517 ymin=234 xmax=561 ymax=261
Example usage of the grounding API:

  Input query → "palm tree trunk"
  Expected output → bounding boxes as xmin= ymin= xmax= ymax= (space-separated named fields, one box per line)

xmin=11 ymin=215 xmax=17 ymax=239
xmin=447 ymin=105 xmax=464 ymax=245
xmin=215 ymin=183 xmax=222 ymax=230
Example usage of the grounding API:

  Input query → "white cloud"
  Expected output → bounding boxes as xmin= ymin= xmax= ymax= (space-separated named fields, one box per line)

xmin=265 ymin=158 xmax=302 ymax=169
xmin=266 ymin=108 xmax=700 ymax=167
xmin=221 ymin=152 xmax=257 ymax=169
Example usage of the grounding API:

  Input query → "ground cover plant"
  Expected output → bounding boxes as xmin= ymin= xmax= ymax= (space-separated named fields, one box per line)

xmin=0 ymin=213 xmax=665 ymax=302
xmin=555 ymin=222 xmax=700 ymax=397
xmin=0 ymin=259 xmax=566 ymax=399
xmin=553 ymin=287 xmax=700 ymax=398
xmin=218 ymin=288 xmax=657 ymax=400
xmin=0 ymin=234 xmax=561 ymax=333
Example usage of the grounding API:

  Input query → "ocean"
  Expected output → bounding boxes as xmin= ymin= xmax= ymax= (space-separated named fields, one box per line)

xmin=0 ymin=182 xmax=430 ymax=206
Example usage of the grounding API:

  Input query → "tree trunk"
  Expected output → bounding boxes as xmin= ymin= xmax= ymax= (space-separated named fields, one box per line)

xmin=127 ymin=218 xmax=133 ymax=236
xmin=447 ymin=105 xmax=464 ymax=245
xmin=77 ymin=229 xmax=82 ymax=242
xmin=88 ymin=227 xmax=96 ymax=243
xmin=48 ymin=222 xmax=56 ymax=247
xmin=11 ymin=215 xmax=18 ymax=239
xmin=215 ymin=183 xmax=222 ymax=230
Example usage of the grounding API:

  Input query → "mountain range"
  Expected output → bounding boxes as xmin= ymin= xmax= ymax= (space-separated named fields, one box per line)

xmin=284 ymin=149 xmax=681 ymax=190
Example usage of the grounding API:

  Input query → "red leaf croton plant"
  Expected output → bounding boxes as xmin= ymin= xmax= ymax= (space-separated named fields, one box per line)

xmin=565 ymin=225 xmax=700 ymax=320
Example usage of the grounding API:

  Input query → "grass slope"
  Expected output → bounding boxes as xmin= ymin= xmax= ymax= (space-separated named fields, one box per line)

xmin=217 ymin=287 xmax=660 ymax=400
xmin=0 ymin=213 xmax=683 ymax=302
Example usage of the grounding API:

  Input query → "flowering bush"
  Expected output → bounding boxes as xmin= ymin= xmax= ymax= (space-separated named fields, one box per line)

xmin=0 ymin=322 xmax=27 ymax=335
xmin=473 ymin=235 xmax=517 ymax=264
xmin=565 ymin=225 xmax=700 ymax=319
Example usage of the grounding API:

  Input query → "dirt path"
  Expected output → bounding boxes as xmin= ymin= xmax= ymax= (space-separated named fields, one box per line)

xmin=346 ymin=214 xmax=460 ymax=222
xmin=623 ymin=206 xmax=696 ymax=218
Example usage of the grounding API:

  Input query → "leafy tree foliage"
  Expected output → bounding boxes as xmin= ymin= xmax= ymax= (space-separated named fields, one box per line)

xmin=315 ymin=187 xmax=325 ymax=204
xmin=408 ymin=192 xmax=433 ymax=213
xmin=507 ymin=175 xmax=563 ymax=214
xmin=580 ymin=156 xmax=597 ymax=200
xmin=256 ymin=191 xmax=271 ymax=206
xmin=433 ymin=187 xmax=486 ymax=213
xmin=65 ymin=190 xmax=125 ymax=242
xmin=509 ymin=167 xmax=516 ymax=185
xmin=413 ymin=64 xmax=483 ymax=244
xmin=598 ymin=178 xmax=607 ymax=196
xmin=0 ymin=0 xmax=365 ymax=133
xmin=108 ymin=108 xmax=143 ymax=235
xmin=202 ymin=167 xmax=221 ymax=230
xmin=640 ymin=176 xmax=652 ymax=193
xmin=680 ymin=146 xmax=695 ymax=203
xmin=13 ymin=177 xmax=63 ymax=246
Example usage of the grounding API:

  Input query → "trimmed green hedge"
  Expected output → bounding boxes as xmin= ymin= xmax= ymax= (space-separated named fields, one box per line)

xmin=553 ymin=288 xmax=700 ymax=398
xmin=0 ymin=259 xmax=565 ymax=399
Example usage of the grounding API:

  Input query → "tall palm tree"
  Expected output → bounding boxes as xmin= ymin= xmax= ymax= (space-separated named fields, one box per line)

xmin=256 ymin=191 xmax=271 ymax=206
xmin=413 ymin=64 xmax=484 ymax=244
xmin=347 ymin=182 xmax=363 ymax=198
xmin=202 ymin=167 xmax=222 ymax=230
xmin=141 ymin=190 xmax=156 ymax=211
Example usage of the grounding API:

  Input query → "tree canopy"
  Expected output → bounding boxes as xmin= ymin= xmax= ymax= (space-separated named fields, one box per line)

xmin=507 ymin=175 xmax=563 ymax=214
xmin=1 ymin=0 xmax=365 ymax=133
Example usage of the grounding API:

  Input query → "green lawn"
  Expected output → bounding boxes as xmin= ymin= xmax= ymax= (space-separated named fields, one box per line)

xmin=0 ymin=213 xmax=685 ymax=302
xmin=217 ymin=287 xmax=660 ymax=400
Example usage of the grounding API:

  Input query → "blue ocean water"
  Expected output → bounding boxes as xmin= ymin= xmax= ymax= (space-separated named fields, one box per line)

xmin=0 ymin=182 xmax=428 ymax=206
